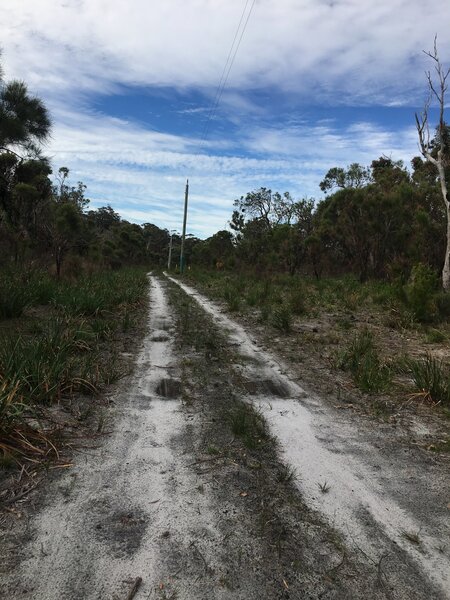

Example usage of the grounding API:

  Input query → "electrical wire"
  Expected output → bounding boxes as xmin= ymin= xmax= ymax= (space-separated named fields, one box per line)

xmin=200 ymin=0 xmax=250 ymax=142
xmin=199 ymin=0 xmax=257 ymax=148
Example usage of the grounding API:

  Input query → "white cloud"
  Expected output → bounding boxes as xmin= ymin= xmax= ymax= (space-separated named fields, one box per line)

xmin=43 ymin=104 xmax=420 ymax=237
xmin=0 ymin=1 xmax=441 ymax=237
xmin=1 ymin=0 xmax=449 ymax=103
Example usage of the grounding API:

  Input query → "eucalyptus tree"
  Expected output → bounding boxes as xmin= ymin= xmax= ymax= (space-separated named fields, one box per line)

xmin=415 ymin=37 xmax=450 ymax=290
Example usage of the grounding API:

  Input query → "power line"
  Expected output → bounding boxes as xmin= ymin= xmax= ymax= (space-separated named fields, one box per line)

xmin=199 ymin=0 xmax=257 ymax=147
xmin=200 ymin=0 xmax=250 ymax=142
xmin=179 ymin=1 xmax=256 ymax=257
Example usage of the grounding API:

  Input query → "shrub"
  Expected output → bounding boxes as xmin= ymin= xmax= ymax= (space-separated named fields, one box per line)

xmin=339 ymin=329 xmax=391 ymax=393
xmin=289 ymin=287 xmax=306 ymax=315
xmin=223 ymin=285 xmax=240 ymax=312
xmin=246 ymin=287 xmax=260 ymax=307
xmin=0 ymin=276 xmax=31 ymax=319
xmin=271 ymin=304 xmax=292 ymax=333
xmin=405 ymin=264 xmax=439 ymax=322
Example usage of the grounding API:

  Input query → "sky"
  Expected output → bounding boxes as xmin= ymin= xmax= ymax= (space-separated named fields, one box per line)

xmin=1 ymin=0 xmax=450 ymax=238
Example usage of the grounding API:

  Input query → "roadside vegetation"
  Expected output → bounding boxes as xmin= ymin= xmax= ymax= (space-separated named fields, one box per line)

xmin=183 ymin=268 xmax=450 ymax=437
xmin=0 ymin=59 xmax=158 ymax=484
xmin=0 ymin=268 xmax=148 ymax=475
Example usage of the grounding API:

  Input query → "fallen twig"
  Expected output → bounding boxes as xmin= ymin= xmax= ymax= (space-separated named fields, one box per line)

xmin=188 ymin=454 xmax=225 ymax=466
xmin=125 ymin=576 xmax=142 ymax=600
xmin=0 ymin=480 xmax=42 ymax=508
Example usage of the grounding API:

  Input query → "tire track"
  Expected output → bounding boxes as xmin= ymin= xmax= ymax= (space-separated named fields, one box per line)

xmin=167 ymin=274 xmax=450 ymax=599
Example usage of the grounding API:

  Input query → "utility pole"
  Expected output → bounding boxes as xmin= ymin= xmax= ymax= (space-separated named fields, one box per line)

xmin=167 ymin=232 xmax=173 ymax=270
xmin=179 ymin=179 xmax=189 ymax=274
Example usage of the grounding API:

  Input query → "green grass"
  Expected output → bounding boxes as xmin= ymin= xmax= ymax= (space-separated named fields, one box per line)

xmin=338 ymin=329 xmax=391 ymax=393
xmin=425 ymin=329 xmax=447 ymax=344
xmin=228 ymin=402 xmax=269 ymax=449
xmin=0 ymin=267 xmax=148 ymax=463
xmin=405 ymin=354 xmax=450 ymax=405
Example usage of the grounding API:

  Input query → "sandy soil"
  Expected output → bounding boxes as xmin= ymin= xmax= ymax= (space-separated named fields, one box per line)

xmin=1 ymin=277 xmax=246 ymax=599
xmin=1 ymin=273 xmax=449 ymax=599
xmin=168 ymin=275 xmax=450 ymax=599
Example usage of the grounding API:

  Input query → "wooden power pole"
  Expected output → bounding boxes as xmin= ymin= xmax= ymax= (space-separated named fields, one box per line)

xmin=180 ymin=179 xmax=189 ymax=273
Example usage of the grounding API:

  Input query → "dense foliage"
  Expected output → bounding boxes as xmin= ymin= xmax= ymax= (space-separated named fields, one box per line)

xmin=0 ymin=62 xmax=172 ymax=275
xmin=192 ymin=154 xmax=447 ymax=293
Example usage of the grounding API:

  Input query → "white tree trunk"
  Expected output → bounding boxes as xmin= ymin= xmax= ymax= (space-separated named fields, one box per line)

xmin=444 ymin=202 xmax=450 ymax=291
xmin=436 ymin=159 xmax=450 ymax=290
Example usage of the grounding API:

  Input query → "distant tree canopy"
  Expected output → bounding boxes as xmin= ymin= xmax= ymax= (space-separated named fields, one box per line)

xmin=1 ymin=53 xmax=448 ymax=288
xmin=0 ymin=59 xmax=173 ymax=276
xmin=189 ymin=145 xmax=447 ymax=287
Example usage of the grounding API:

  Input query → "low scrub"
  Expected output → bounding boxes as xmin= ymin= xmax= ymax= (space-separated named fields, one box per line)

xmin=0 ymin=275 xmax=32 ymax=319
xmin=271 ymin=304 xmax=292 ymax=333
xmin=404 ymin=264 xmax=439 ymax=323
xmin=223 ymin=285 xmax=240 ymax=312
xmin=405 ymin=354 xmax=450 ymax=405
xmin=339 ymin=329 xmax=391 ymax=393
xmin=0 ymin=267 xmax=148 ymax=465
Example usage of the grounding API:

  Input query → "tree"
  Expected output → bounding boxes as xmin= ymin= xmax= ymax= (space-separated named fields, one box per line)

xmin=415 ymin=37 xmax=450 ymax=290
xmin=319 ymin=163 xmax=371 ymax=193
xmin=48 ymin=202 xmax=83 ymax=277
xmin=87 ymin=205 xmax=121 ymax=231
xmin=0 ymin=80 xmax=51 ymax=154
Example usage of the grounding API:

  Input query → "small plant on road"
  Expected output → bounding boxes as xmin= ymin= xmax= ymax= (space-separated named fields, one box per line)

xmin=318 ymin=480 xmax=331 ymax=494
xmin=228 ymin=402 xmax=269 ymax=449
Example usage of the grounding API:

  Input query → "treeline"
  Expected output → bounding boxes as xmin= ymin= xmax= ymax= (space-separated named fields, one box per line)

xmin=0 ymin=61 xmax=172 ymax=276
xmin=2 ymin=54 xmax=448 ymax=290
xmin=192 ymin=152 xmax=447 ymax=287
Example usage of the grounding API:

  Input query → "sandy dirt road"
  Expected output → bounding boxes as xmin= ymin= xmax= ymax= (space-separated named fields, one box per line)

xmin=1 ymin=274 xmax=449 ymax=599
xmin=168 ymin=275 xmax=450 ymax=599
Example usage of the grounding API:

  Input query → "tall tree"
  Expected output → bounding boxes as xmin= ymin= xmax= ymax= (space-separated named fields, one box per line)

xmin=319 ymin=163 xmax=371 ymax=193
xmin=0 ymin=80 xmax=51 ymax=155
xmin=415 ymin=37 xmax=450 ymax=290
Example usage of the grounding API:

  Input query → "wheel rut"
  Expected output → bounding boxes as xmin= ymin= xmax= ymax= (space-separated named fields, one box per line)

xmin=167 ymin=273 xmax=450 ymax=599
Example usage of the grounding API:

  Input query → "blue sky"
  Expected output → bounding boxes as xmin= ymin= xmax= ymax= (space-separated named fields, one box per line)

xmin=1 ymin=0 xmax=450 ymax=237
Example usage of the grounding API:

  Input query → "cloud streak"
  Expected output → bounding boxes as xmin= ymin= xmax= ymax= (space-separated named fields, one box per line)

xmin=0 ymin=1 xmax=442 ymax=236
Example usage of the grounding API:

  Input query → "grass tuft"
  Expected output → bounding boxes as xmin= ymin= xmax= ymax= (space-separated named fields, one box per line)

xmin=228 ymin=402 xmax=269 ymax=449
xmin=271 ymin=304 xmax=292 ymax=333
xmin=338 ymin=329 xmax=391 ymax=393
xmin=405 ymin=354 xmax=450 ymax=405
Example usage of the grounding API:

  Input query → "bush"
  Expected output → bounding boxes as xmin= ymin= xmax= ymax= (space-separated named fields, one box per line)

xmin=289 ymin=287 xmax=306 ymax=315
xmin=405 ymin=264 xmax=439 ymax=322
xmin=0 ymin=276 xmax=32 ymax=319
xmin=223 ymin=285 xmax=240 ymax=312
xmin=271 ymin=304 xmax=292 ymax=333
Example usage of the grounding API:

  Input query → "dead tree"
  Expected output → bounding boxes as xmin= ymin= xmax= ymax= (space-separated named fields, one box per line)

xmin=415 ymin=36 xmax=450 ymax=291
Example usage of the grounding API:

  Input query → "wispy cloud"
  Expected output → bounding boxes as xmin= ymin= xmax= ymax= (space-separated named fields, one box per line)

xmin=44 ymin=103 xmax=420 ymax=236
xmin=0 ymin=0 xmax=444 ymax=236
xmin=2 ymin=1 xmax=449 ymax=103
